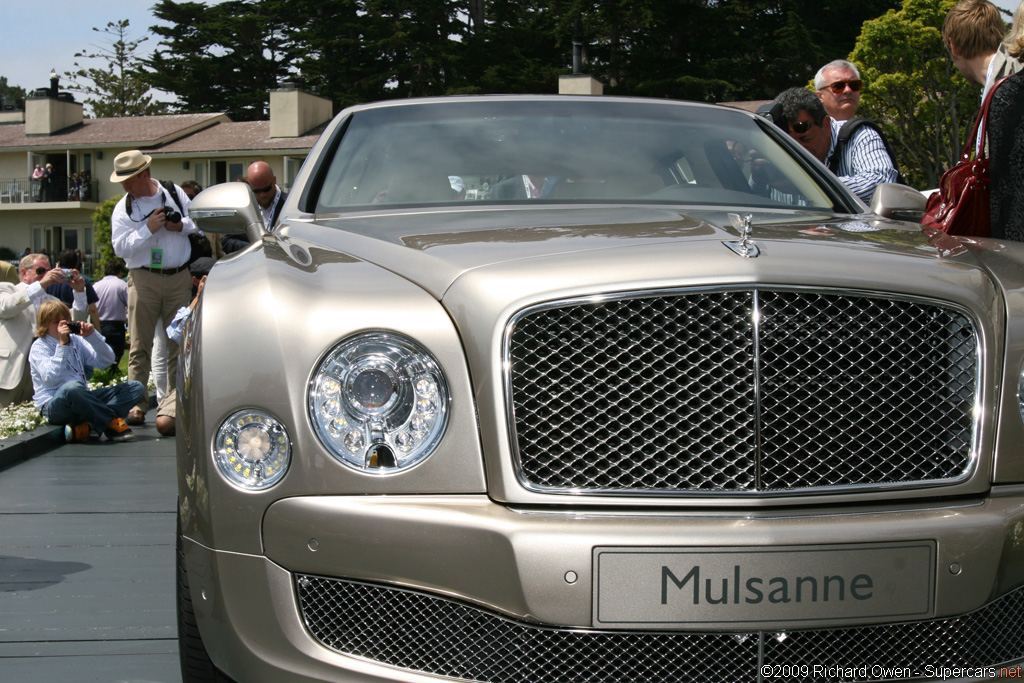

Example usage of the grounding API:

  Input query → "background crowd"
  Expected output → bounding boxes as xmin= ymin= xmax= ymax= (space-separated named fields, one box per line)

xmin=1 ymin=0 xmax=1023 ymax=443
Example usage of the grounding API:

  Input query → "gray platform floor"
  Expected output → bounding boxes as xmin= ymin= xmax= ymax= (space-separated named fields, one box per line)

xmin=0 ymin=423 xmax=180 ymax=682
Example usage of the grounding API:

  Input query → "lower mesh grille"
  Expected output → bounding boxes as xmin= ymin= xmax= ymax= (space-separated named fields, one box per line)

xmin=296 ymin=576 xmax=1024 ymax=683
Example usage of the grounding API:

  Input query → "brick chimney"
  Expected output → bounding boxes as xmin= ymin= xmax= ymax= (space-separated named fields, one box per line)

xmin=25 ymin=71 xmax=83 ymax=135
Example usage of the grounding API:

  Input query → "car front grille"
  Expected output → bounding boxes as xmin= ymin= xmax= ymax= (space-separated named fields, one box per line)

xmin=505 ymin=288 xmax=978 ymax=494
xmin=296 ymin=575 xmax=1024 ymax=683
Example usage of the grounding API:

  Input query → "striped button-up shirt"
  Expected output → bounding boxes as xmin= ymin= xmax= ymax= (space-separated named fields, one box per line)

xmin=826 ymin=119 xmax=898 ymax=203
xmin=29 ymin=332 xmax=115 ymax=410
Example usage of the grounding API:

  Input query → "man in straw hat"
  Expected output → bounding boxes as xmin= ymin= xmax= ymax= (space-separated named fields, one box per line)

xmin=109 ymin=150 xmax=197 ymax=426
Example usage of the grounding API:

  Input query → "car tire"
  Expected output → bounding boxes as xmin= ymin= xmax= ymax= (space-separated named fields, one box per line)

xmin=177 ymin=516 xmax=235 ymax=683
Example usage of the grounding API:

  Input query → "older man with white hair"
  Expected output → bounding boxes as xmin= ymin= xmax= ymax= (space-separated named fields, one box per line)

xmin=110 ymin=149 xmax=196 ymax=425
xmin=815 ymin=59 xmax=863 ymax=121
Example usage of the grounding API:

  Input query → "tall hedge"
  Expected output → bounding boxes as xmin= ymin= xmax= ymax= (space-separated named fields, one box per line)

xmin=92 ymin=194 xmax=123 ymax=272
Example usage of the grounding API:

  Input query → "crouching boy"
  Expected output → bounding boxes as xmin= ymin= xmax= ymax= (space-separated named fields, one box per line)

xmin=30 ymin=300 xmax=146 ymax=442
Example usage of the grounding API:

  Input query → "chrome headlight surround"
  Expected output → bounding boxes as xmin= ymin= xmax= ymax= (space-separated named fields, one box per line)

xmin=214 ymin=410 xmax=292 ymax=490
xmin=309 ymin=332 xmax=450 ymax=474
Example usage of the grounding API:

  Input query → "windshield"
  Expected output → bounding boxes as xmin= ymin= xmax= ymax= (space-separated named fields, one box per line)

xmin=315 ymin=99 xmax=840 ymax=212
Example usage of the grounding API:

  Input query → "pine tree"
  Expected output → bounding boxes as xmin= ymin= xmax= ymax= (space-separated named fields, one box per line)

xmin=64 ymin=20 xmax=163 ymax=118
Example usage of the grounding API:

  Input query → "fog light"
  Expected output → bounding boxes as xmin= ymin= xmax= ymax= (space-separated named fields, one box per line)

xmin=214 ymin=410 xmax=291 ymax=490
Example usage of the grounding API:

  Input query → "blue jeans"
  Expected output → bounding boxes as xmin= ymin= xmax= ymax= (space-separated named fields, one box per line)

xmin=42 ymin=380 xmax=147 ymax=434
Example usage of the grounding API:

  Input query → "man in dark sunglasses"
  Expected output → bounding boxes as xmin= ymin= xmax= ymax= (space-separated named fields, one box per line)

xmin=814 ymin=59 xmax=862 ymax=121
xmin=772 ymin=87 xmax=899 ymax=203
xmin=247 ymin=161 xmax=288 ymax=228
xmin=222 ymin=161 xmax=289 ymax=255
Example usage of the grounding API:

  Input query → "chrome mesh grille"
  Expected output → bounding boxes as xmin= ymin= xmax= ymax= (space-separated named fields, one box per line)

xmin=296 ymin=576 xmax=1024 ymax=683
xmin=506 ymin=289 xmax=977 ymax=493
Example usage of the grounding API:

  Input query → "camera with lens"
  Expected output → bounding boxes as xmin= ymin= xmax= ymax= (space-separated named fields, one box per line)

xmin=162 ymin=206 xmax=182 ymax=223
xmin=67 ymin=321 xmax=82 ymax=335
xmin=60 ymin=268 xmax=75 ymax=281
xmin=756 ymin=101 xmax=787 ymax=130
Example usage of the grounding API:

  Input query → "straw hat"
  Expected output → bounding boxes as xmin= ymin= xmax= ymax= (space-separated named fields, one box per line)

xmin=109 ymin=150 xmax=152 ymax=183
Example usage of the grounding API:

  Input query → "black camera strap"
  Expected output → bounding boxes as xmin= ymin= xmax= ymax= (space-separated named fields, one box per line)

xmin=159 ymin=180 xmax=184 ymax=216
xmin=125 ymin=180 xmax=184 ymax=221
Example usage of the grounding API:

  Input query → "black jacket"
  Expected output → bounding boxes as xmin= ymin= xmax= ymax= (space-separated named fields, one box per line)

xmin=988 ymin=72 xmax=1024 ymax=242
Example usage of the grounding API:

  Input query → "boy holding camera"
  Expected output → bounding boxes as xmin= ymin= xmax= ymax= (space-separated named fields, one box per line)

xmin=29 ymin=300 xmax=146 ymax=442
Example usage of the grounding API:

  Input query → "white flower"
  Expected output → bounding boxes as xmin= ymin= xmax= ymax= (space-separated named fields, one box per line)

xmin=0 ymin=401 xmax=45 ymax=438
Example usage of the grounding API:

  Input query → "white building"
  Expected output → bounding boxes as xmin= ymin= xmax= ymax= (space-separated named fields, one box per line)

xmin=0 ymin=81 xmax=331 ymax=268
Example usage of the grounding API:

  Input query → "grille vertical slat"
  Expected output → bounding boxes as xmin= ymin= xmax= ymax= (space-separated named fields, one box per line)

xmin=507 ymin=289 xmax=977 ymax=494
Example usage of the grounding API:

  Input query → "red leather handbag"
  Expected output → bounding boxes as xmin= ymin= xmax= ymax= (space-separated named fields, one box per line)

xmin=921 ymin=77 xmax=1008 ymax=237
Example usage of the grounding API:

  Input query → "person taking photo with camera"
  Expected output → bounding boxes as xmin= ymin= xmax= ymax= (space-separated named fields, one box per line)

xmin=29 ymin=300 xmax=146 ymax=443
xmin=110 ymin=149 xmax=196 ymax=426
xmin=0 ymin=254 xmax=90 ymax=408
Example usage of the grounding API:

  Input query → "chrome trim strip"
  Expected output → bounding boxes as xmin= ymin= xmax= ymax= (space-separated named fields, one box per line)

xmin=752 ymin=289 xmax=764 ymax=492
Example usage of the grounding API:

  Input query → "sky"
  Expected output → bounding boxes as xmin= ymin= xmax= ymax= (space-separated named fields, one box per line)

xmin=0 ymin=2 xmax=174 ymax=95
xmin=1 ymin=0 xmax=1021 ymax=98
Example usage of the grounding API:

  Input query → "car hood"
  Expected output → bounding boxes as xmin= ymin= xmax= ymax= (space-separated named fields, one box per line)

xmin=279 ymin=205 xmax=987 ymax=305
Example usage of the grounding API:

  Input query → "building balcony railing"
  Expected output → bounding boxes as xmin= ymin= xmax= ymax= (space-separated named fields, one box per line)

xmin=1 ymin=177 xmax=99 ymax=205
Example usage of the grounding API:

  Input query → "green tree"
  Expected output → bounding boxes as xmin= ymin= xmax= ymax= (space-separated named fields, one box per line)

xmin=564 ymin=0 xmax=899 ymax=102
xmin=137 ymin=0 xmax=904 ymax=109
xmin=0 ymin=76 xmax=26 ymax=110
xmin=144 ymin=0 xmax=295 ymax=121
xmin=851 ymin=0 xmax=976 ymax=188
xmin=457 ymin=0 xmax=569 ymax=95
xmin=64 ymin=20 xmax=163 ymax=117
xmin=92 ymin=194 xmax=123 ymax=270
xmin=286 ymin=0 xmax=384 ymax=108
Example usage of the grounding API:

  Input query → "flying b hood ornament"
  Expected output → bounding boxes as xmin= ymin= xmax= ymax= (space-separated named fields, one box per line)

xmin=725 ymin=213 xmax=759 ymax=258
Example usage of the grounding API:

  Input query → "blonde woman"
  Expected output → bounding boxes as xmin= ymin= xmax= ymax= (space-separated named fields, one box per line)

xmin=29 ymin=300 xmax=145 ymax=442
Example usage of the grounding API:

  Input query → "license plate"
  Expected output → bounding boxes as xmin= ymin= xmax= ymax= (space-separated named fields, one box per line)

xmin=593 ymin=542 xmax=935 ymax=628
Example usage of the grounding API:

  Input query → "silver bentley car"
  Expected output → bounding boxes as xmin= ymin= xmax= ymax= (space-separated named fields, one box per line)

xmin=179 ymin=95 xmax=1024 ymax=683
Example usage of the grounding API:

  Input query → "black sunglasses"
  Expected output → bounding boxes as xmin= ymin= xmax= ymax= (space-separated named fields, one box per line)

xmin=35 ymin=267 xmax=47 ymax=276
xmin=790 ymin=120 xmax=813 ymax=134
xmin=251 ymin=183 xmax=275 ymax=194
xmin=824 ymin=79 xmax=863 ymax=94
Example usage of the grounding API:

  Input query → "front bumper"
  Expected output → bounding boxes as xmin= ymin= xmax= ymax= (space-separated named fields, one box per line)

xmin=183 ymin=490 xmax=1024 ymax=682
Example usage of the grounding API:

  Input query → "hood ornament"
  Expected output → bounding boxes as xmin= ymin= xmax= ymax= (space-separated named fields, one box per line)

xmin=724 ymin=213 xmax=759 ymax=258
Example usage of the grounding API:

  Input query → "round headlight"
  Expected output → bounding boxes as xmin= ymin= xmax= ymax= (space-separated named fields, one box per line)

xmin=214 ymin=410 xmax=291 ymax=490
xmin=309 ymin=332 xmax=450 ymax=473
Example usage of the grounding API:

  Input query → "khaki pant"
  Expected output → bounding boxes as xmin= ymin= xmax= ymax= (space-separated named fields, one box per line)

xmin=0 ymin=360 xmax=34 ymax=408
xmin=127 ymin=268 xmax=192 ymax=412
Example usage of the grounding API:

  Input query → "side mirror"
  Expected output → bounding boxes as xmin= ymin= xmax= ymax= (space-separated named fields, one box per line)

xmin=188 ymin=182 xmax=266 ymax=245
xmin=869 ymin=183 xmax=927 ymax=223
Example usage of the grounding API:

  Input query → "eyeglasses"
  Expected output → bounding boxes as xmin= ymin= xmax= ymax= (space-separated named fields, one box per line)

xmin=34 ymin=267 xmax=47 ymax=276
xmin=251 ymin=183 xmax=275 ymax=194
xmin=824 ymin=79 xmax=863 ymax=94
xmin=790 ymin=120 xmax=813 ymax=134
